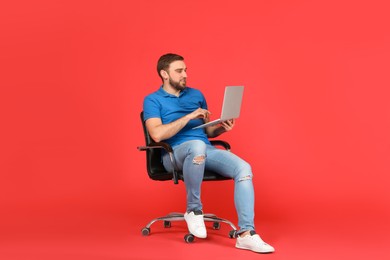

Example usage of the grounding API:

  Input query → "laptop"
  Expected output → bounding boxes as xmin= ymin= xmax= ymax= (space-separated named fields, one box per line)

xmin=192 ymin=86 xmax=244 ymax=129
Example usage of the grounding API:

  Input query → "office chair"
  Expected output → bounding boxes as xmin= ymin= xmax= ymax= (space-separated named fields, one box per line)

xmin=138 ymin=111 xmax=238 ymax=243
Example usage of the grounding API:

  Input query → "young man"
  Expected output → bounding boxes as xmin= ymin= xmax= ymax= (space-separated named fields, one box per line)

xmin=143 ymin=53 xmax=275 ymax=253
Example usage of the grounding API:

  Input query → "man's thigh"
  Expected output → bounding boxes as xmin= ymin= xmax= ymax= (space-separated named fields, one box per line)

xmin=205 ymin=145 xmax=249 ymax=178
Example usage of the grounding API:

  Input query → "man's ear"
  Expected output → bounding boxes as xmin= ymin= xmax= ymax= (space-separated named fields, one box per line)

xmin=160 ymin=70 xmax=168 ymax=80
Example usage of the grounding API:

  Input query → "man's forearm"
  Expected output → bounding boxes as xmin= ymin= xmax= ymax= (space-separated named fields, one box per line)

xmin=206 ymin=125 xmax=226 ymax=138
xmin=150 ymin=115 xmax=191 ymax=142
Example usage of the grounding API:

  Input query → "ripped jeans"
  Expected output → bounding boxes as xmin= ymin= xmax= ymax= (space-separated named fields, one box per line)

xmin=162 ymin=140 xmax=255 ymax=233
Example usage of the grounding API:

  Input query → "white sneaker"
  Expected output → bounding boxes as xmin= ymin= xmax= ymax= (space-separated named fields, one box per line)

xmin=184 ymin=210 xmax=207 ymax=238
xmin=236 ymin=231 xmax=275 ymax=253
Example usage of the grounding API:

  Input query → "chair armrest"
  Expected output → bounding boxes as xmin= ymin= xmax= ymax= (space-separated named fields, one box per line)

xmin=137 ymin=142 xmax=179 ymax=184
xmin=210 ymin=140 xmax=231 ymax=151
xmin=137 ymin=142 xmax=173 ymax=153
xmin=138 ymin=140 xmax=231 ymax=151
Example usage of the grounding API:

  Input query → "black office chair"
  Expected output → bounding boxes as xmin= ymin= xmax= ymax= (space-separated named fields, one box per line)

xmin=138 ymin=111 xmax=238 ymax=243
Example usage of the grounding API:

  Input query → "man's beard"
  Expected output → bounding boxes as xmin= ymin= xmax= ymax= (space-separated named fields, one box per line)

xmin=169 ymin=77 xmax=186 ymax=91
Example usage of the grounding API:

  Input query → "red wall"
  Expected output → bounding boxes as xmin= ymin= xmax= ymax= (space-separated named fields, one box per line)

xmin=1 ymin=0 xmax=389 ymax=251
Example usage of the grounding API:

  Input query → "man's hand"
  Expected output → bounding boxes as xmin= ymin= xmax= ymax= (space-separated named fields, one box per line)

xmin=189 ymin=108 xmax=211 ymax=122
xmin=205 ymin=119 xmax=235 ymax=138
xmin=220 ymin=119 xmax=235 ymax=132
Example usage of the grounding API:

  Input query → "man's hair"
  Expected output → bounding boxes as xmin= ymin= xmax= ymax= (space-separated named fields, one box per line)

xmin=157 ymin=53 xmax=184 ymax=81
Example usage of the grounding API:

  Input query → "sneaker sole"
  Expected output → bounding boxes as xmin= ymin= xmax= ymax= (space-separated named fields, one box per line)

xmin=235 ymin=244 xmax=275 ymax=254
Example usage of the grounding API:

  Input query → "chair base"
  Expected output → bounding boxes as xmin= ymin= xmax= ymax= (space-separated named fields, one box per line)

xmin=141 ymin=212 xmax=238 ymax=242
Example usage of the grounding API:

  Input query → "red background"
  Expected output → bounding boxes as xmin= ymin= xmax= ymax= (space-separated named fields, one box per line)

xmin=1 ymin=0 xmax=389 ymax=259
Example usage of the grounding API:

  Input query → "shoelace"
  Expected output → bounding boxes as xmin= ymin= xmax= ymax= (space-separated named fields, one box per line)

xmin=247 ymin=234 xmax=267 ymax=245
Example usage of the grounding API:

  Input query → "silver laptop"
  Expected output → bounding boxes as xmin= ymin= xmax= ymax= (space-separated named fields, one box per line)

xmin=193 ymin=86 xmax=244 ymax=129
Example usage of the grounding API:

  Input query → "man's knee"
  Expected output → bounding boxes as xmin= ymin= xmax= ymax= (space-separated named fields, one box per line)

xmin=237 ymin=163 xmax=253 ymax=182
xmin=238 ymin=174 xmax=252 ymax=182
xmin=192 ymin=155 xmax=206 ymax=165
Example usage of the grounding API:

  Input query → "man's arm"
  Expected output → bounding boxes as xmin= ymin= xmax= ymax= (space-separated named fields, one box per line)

xmin=145 ymin=108 xmax=211 ymax=142
xmin=205 ymin=119 xmax=235 ymax=138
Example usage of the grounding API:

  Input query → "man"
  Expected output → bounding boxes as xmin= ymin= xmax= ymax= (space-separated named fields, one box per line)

xmin=143 ymin=53 xmax=275 ymax=253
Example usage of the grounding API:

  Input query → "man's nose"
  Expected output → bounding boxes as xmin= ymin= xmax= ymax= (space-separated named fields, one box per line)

xmin=182 ymin=71 xmax=187 ymax=77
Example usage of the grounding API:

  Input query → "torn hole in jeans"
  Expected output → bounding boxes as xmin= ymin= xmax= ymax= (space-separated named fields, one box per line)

xmin=238 ymin=175 xmax=252 ymax=182
xmin=192 ymin=155 xmax=206 ymax=165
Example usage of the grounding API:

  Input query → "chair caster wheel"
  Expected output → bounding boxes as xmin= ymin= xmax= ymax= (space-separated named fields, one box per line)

xmin=184 ymin=233 xmax=195 ymax=243
xmin=213 ymin=222 xmax=221 ymax=230
xmin=229 ymin=230 xmax=237 ymax=239
xmin=163 ymin=220 xmax=171 ymax=228
xmin=141 ymin=227 xmax=150 ymax=236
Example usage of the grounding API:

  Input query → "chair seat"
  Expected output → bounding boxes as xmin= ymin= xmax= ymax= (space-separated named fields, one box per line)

xmin=149 ymin=170 xmax=232 ymax=182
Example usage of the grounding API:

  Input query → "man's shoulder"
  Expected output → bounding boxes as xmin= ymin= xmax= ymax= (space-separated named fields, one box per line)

xmin=186 ymin=86 xmax=201 ymax=93
xmin=144 ymin=88 xmax=164 ymax=102
xmin=145 ymin=87 xmax=162 ymax=97
xmin=143 ymin=89 xmax=164 ymax=120
xmin=185 ymin=87 xmax=204 ymax=97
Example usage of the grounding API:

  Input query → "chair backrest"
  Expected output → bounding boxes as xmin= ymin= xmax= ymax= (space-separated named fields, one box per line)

xmin=140 ymin=111 xmax=174 ymax=181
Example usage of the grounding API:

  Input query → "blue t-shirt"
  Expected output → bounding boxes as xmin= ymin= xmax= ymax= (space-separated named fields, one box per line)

xmin=143 ymin=86 xmax=211 ymax=147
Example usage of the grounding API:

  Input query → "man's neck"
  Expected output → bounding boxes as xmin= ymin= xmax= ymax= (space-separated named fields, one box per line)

xmin=162 ymin=83 xmax=182 ymax=97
